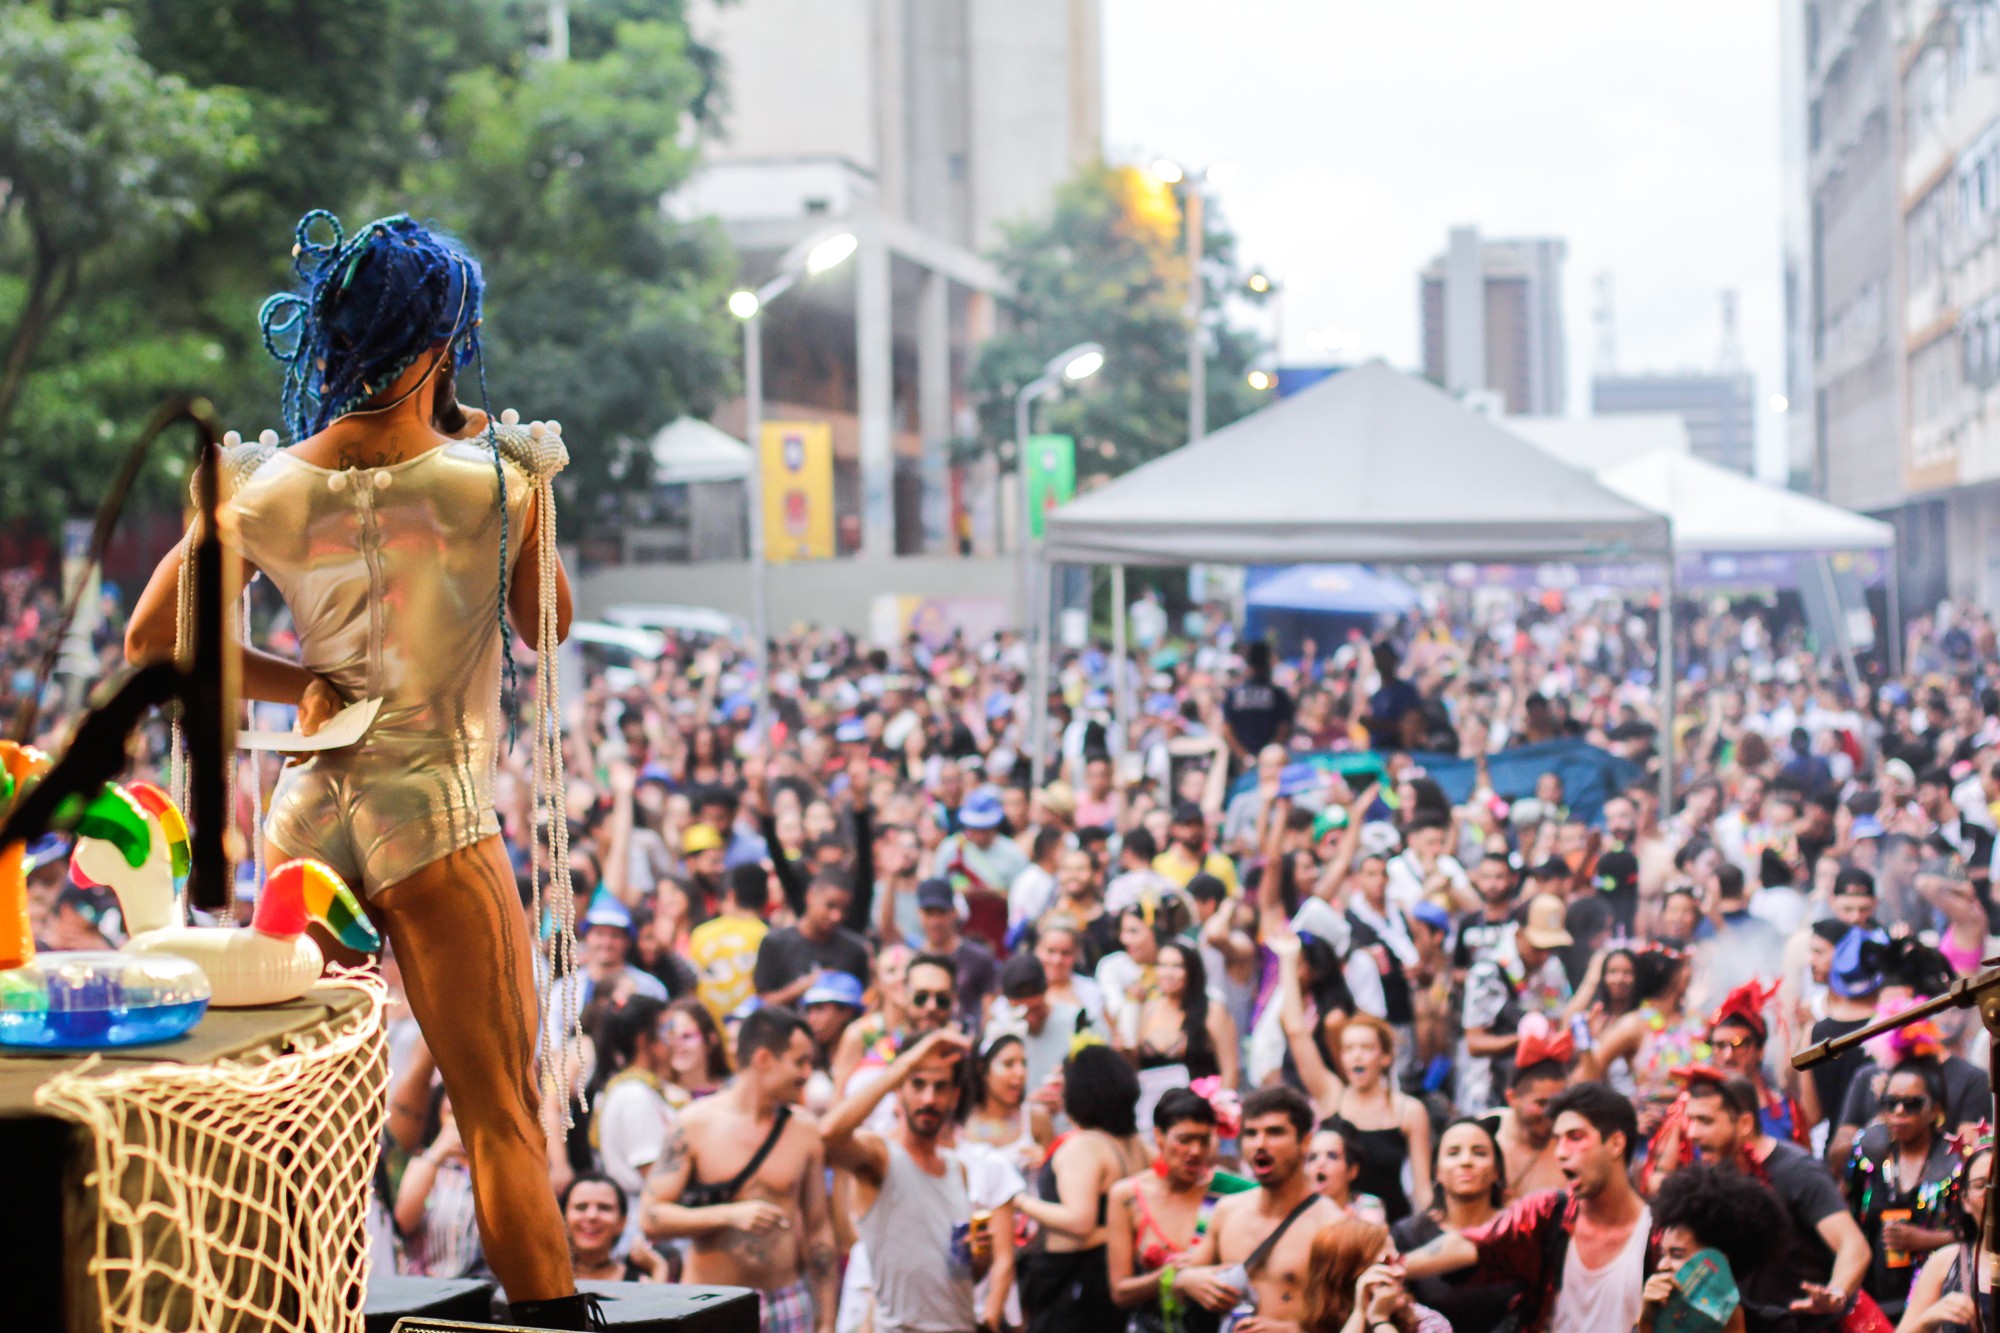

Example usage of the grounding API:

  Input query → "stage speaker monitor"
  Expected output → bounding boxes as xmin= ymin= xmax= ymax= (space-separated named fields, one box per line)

xmin=392 ymin=1283 xmax=760 ymax=1333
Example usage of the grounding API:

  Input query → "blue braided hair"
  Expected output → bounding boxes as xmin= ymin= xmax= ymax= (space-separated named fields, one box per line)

xmin=259 ymin=209 xmax=519 ymax=737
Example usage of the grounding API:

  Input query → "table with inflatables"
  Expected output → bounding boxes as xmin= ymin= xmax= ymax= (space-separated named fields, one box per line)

xmin=0 ymin=983 xmax=383 ymax=1333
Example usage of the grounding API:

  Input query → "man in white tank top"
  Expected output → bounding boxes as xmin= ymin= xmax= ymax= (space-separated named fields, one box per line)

xmin=824 ymin=1027 xmax=1011 ymax=1333
xmin=1403 ymin=1083 xmax=1651 ymax=1333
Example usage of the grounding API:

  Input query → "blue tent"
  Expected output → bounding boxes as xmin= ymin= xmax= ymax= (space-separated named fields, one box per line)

xmin=1244 ymin=564 xmax=1416 ymax=656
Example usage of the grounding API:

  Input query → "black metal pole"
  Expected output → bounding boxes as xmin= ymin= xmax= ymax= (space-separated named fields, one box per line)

xmin=185 ymin=407 xmax=228 ymax=910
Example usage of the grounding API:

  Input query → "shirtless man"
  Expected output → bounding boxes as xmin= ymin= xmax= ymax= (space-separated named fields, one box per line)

xmin=644 ymin=1007 xmax=838 ymax=1333
xmin=1405 ymin=1083 xmax=1651 ymax=1333
xmin=822 ymin=1026 xmax=1007 ymax=1333
xmin=1493 ymin=1059 xmax=1569 ymax=1196
xmin=1170 ymin=1087 xmax=1342 ymax=1333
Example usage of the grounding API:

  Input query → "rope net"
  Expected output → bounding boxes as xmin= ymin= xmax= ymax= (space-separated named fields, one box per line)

xmin=34 ymin=972 xmax=389 ymax=1333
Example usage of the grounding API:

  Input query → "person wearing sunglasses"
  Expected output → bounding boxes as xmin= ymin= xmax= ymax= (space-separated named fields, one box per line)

xmin=1703 ymin=980 xmax=1819 ymax=1148
xmin=1844 ymin=1058 xmax=1965 ymax=1321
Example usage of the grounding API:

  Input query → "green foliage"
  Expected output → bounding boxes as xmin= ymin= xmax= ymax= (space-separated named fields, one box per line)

xmin=971 ymin=162 xmax=1267 ymax=480
xmin=0 ymin=0 xmax=736 ymax=537
xmin=0 ymin=5 xmax=254 ymax=512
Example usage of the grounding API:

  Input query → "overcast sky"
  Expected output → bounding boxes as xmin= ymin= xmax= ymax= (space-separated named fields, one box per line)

xmin=1102 ymin=0 xmax=1788 ymax=480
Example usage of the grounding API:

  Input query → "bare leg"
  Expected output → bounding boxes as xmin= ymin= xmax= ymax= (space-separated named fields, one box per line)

xmin=365 ymin=835 xmax=572 ymax=1302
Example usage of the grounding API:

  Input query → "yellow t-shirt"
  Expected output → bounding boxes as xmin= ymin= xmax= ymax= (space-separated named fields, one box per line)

xmin=1152 ymin=847 xmax=1240 ymax=896
xmin=689 ymin=914 xmax=768 ymax=1021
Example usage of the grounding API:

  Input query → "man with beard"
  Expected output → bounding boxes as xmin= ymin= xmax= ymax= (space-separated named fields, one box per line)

xmin=832 ymin=952 xmax=960 ymax=1135
xmin=1405 ymin=1082 xmax=1650 ymax=1333
xmin=1675 ymin=1073 xmax=1870 ymax=1328
xmin=1167 ymin=1087 xmax=1341 ymax=1333
xmin=1591 ymin=796 xmax=1642 ymax=936
xmin=1493 ymin=1058 xmax=1570 ymax=1196
xmin=823 ymin=1027 xmax=1005 ymax=1333
xmin=644 ymin=1007 xmax=838 ymax=1333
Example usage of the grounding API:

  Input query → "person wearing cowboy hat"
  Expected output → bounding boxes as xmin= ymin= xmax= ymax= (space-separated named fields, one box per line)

xmin=1457 ymin=894 xmax=1573 ymax=1114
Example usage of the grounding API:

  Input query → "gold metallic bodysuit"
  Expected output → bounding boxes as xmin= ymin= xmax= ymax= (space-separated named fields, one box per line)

xmin=226 ymin=438 xmax=535 ymax=896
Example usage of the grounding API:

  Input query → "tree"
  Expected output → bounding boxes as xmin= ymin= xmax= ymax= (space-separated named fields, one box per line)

xmin=0 ymin=0 xmax=736 ymax=537
xmin=971 ymin=163 xmax=1267 ymax=481
xmin=0 ymin=9 xmax=251 ymax=492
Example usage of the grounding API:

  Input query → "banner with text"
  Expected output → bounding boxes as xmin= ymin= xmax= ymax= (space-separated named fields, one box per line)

xmin=762 ymin=420 xmax=834 ymax=562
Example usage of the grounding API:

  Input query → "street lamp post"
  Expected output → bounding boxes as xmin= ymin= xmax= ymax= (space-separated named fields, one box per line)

xmin=1014 ymin=342 xmax=1105 ymax=789
xmin=728 ymin=228 xmax=859 ymax=748
xmin=1152 ymin=159 xmax=1231 ymax=444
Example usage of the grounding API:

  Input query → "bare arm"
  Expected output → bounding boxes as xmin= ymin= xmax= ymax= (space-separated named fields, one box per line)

xmin=823 ymin=1029 xmax=970 ymax=1182
xmin=1818 ymin=1208 xmax=1872 ymax=1311
xmin=1400 ymin=1229 xmax=1477 ymax=1280
xmin=1012 ymin=1138 xmax=1107 ymax=1238
xmin=1273 ymin=934 xmax=1341 ymax=1109
xmin=1106 ymin=1180 xmax=1153 ymax=1309
xmin=980 ymin=1199 xmax=1017 ymax=1326
xmin=1210 ymin=1005 xmax=1240 ymax=1092
xmin=1401 ymin=1093 xmax=1432 ymax=1211
xmin=800 ymin=1138 xmax=840 ymax=1333
xmin=1573 ymin=1012 xmax=1644 ymax=1082
xmin=602 ymin=763 xmax=637 ymax=906
xmin=127 ymin=538 xmax=322 ymax=708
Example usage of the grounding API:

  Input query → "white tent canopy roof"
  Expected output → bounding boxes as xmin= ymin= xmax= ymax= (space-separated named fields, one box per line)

xmin=1593 ymin=449 xmax=1893 ymax=554
xmin=648 ymin=417 xmax=752 ymax=484
xmin=1042 ymin=361 xmax=1669 ymax=566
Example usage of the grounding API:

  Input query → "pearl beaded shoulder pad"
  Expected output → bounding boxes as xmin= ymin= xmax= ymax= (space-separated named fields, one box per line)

xmin=489 ymin=409 xmax=569 ymax=481
xmin=201 ymin=429 xmax=284 ymax=503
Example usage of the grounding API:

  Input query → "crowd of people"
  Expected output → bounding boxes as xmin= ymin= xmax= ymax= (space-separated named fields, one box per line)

xmin=9 ymin=570 xmax=2000 ymax=1333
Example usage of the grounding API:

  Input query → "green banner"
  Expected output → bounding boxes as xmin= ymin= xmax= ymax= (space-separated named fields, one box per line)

xmin=1024 ymin=433 xmax=1075 ymax=540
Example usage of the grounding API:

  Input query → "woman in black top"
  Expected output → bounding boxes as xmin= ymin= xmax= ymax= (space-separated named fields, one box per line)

xmin=560 ymin=1174 xmax=671 ymax=1284
xmin=1844 ymin=1060 xmax=1965 ymax=1319
xmin=1390 ymin=1119 xmax=1516 ymax=1333
xmin=1120 ymin=940 xmax=1238 ymax=1087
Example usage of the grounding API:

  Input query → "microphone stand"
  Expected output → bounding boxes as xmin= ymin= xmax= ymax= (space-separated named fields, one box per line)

xmin=0 ymin=397 xmax=233 ymax=911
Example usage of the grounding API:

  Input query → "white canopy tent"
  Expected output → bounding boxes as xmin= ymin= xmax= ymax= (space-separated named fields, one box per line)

xmin=648 ymin=416 xmax=752 ymax=484
xmin=1035 ymin=361 xmax=1675 ymax=801
xmin=1042 ymin=360 xmax=1671 ymax=566
xmin=1593 ymin=448 xmax=1893 ymax=554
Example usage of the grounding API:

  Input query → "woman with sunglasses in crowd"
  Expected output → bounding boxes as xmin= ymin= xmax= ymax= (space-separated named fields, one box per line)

xmin=1845 ymin=1058 xmax=1966 ymax=1322
xmin=1897 ymin=1126 xmax=1992 ymax=1333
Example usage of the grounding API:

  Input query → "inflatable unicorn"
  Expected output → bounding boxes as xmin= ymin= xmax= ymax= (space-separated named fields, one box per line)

xmin=69 ymin=784 xmax=378 ymax=1006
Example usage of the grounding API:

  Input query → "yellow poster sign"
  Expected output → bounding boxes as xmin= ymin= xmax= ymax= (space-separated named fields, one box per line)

xmin=761 ymin=421 xmax=834 ymax=562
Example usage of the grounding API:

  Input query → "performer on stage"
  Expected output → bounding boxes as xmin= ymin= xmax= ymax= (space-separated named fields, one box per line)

xmin=125 ymin=213 xmax=594 ymax=1329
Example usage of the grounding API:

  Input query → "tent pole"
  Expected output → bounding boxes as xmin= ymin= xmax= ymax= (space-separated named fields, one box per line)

xmin=1111 ymin=564 xmax=1129 ymax=769
xmin=1657 ymin=554 xmax=1676 ymax=816
xmin=1031 ymin=551 xmax=1052 ymax=789
xmin=1816 ymin=553 xmax=1863 ymax=699
xmin=1887 ymin=546 xmax=1904 ymax=678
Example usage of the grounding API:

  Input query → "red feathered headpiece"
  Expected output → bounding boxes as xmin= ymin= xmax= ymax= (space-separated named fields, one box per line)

xmin=1706 ymin=979 xmax=1779 ymax=1044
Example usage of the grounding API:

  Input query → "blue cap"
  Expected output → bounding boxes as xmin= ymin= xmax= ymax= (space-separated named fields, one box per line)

xmin=1850 ymin=814 xmax=1885 ymax=841
xmin=582 ymin=894 xmax=635 ymax=937
xmin=802 ymin=972 xmax=866 ymax=1009
xmin=985 ymin=690 xmax=1014 ymax=720
xmin=959 ymin=786 xmax=1005 ymax=829
xmin=1831 ymin=925 xmax=1889 ymax=998
xmin=720 ymin=691 xmax=755 ymax=718
xmin=729 ymin=995 xmax=764 ymax=1022
xmin=835 ymin=718 xmax=867 ymax=744
xmin=1410 ymin=900 xmax=1452 ymax=932
xmin=1084 ymin=688 xmax=1110 ymax=709
xmin=637 ymin=762 xmax=676 ymax=788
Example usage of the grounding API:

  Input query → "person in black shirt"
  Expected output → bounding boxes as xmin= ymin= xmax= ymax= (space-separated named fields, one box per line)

xmin=1221 ymin=641 xmax=1293 ymax=765
xmin=1450 ymin=853 xmax=1520 ymax=984
xmin=752 ymin=871 xmax=874 ymax=1006
xmin=1678 ymin=1073 xmax=1871 ymax=1328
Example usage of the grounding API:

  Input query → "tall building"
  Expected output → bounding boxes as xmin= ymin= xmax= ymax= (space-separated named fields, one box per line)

xmin=1419 ymin=227 xmax=1568 ymax=416
xmin=1592 ymin=372 xmax=1757 ymax=475
xmin=1792 ymin=0 xmax=1925 ymax=609
xmin=1896 ymin=0 xmax=2000 ymax=610
xmin=671 ymin=0 xmax=1104 ymax=559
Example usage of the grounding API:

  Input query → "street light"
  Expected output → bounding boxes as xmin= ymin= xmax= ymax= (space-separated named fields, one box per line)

xmin=1016 ymin=342 xmax=1105 ymax=788
xmin=728 ymin=226 xmax=858 ymax=746
xmin=1149 ymin=158 xmax=1233 ymax=444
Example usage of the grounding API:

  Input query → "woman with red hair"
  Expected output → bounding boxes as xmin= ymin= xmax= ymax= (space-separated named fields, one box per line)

xmin=1299 ymin=1218 xmax=1449 ymax=1333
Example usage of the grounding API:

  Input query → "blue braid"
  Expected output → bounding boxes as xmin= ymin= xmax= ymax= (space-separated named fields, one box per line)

xmin=477 ymin=349 xmax=519 ymax=750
